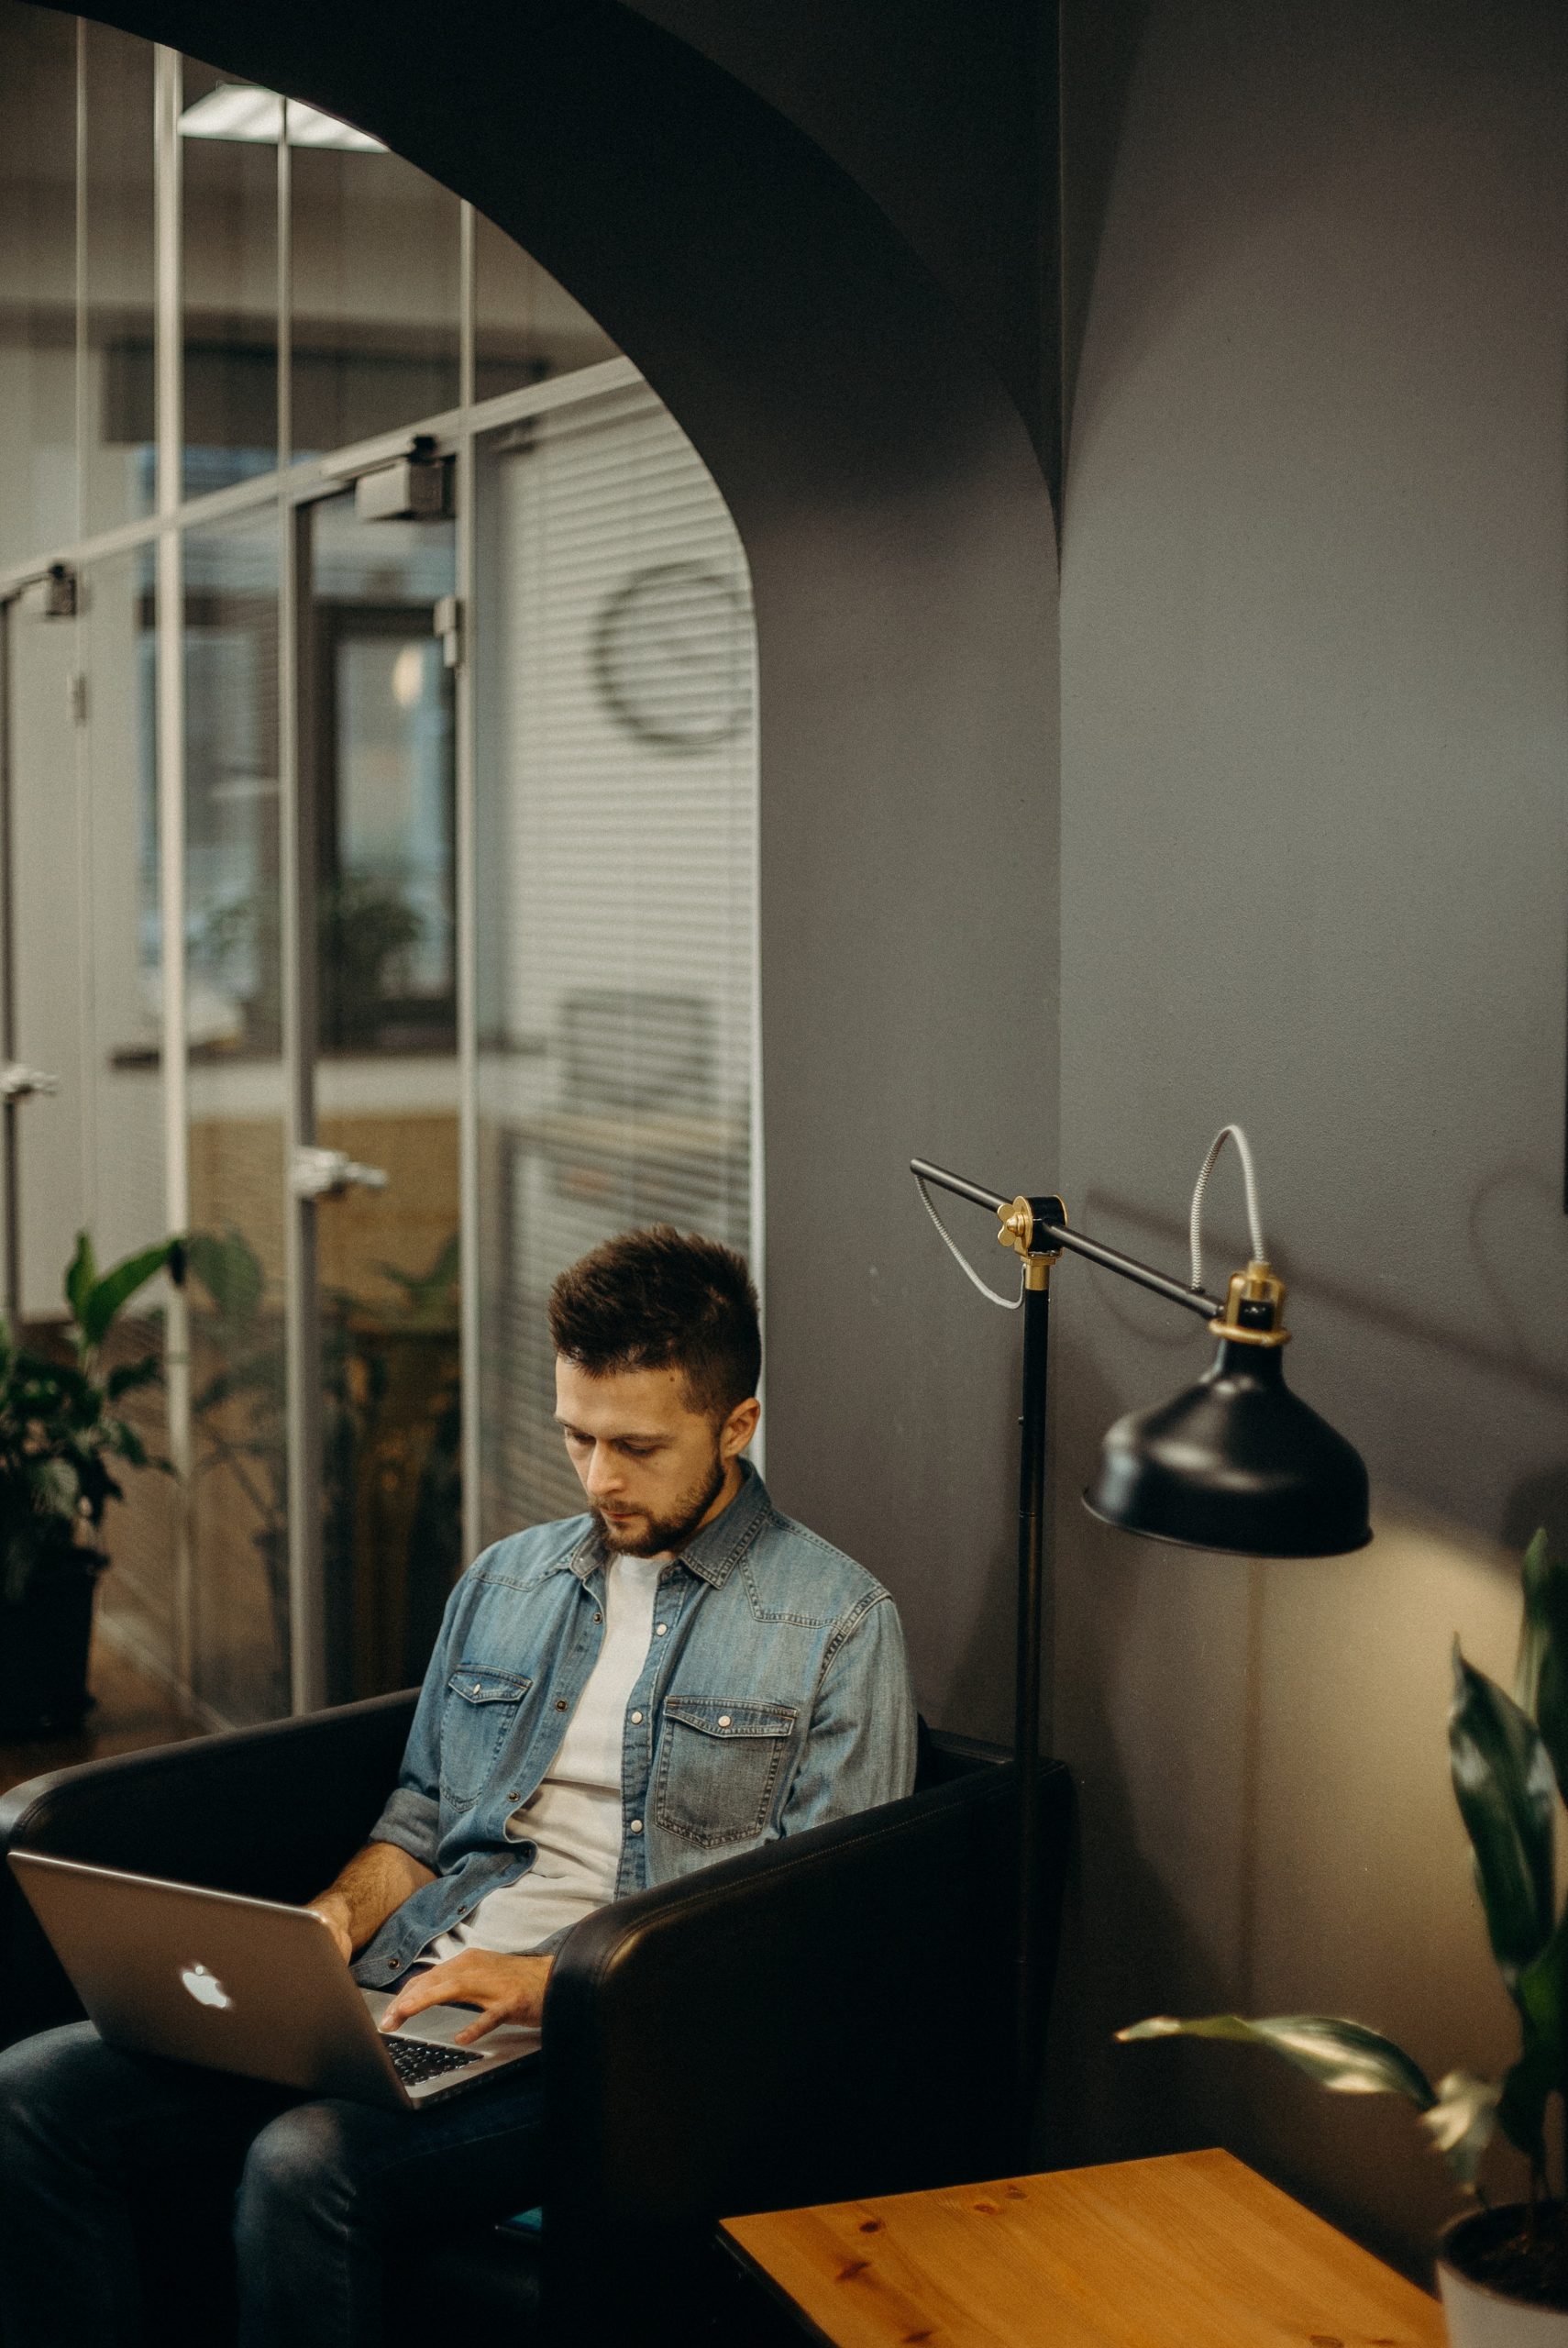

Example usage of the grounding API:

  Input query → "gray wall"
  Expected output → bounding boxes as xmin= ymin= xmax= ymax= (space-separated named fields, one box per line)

xmin=61 ymin=0 xmax=1567 ymax=2276
xmin=1052 ymin=0 xmax=1568 ymax=2270
xmin=70 ymin=0 xmax=1062 ymax=1740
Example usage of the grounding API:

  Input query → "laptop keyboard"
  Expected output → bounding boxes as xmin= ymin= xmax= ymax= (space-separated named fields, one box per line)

xmin=386 ymin=2036 xmax=483 ymax=2087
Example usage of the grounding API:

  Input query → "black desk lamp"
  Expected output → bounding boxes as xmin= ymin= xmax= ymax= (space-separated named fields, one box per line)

xmin=910 ymin=1125 xmax=1370 ymax=2160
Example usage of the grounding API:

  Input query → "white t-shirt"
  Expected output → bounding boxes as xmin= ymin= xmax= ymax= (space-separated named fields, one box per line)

xmin=422 ymin=1553 xmax=666 ymax=1961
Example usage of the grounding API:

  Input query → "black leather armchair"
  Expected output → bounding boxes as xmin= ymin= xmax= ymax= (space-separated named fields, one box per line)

xmin=0 ymin=1694 xmax=1073 ymax=2344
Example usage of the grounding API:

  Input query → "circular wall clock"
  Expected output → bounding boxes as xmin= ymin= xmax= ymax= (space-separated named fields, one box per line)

xmin=591 ymin=560 xmax=751 ymax=752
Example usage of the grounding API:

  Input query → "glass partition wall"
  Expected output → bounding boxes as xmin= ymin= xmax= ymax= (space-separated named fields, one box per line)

xmin=0 ymin=4 xmax=757 ymax=1727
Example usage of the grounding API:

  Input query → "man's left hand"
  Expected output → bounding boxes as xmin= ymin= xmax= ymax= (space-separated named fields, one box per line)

xmin=380 ymin=1952 xmax=553 ymax=2044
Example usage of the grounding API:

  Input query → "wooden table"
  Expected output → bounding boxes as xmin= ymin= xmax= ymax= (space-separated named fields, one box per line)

xmin=721 ymin=2148 xmax=1445 ymax=2347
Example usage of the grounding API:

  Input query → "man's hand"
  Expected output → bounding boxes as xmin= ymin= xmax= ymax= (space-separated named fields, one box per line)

xmin=379 ymin=1952 xmax=553 ymax=2045
xmin=304 ymin=1841 xmax=435 ymax=1964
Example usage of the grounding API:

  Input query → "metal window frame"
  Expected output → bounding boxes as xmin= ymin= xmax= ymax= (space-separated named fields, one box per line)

xmin=0 ymin=15 xmax=759 ymax=1721
xmin=154 ymin=44 xmax=194 ymax=1690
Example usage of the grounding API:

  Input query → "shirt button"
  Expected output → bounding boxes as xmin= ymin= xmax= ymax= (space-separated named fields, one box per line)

xmin=629 ymin=1819 xmax=644 ymax=1833
xmin=655 ymin=1623 xmax=668 ymax=1636
xmin=630 ymin=1710 xmax=644 ymax=1724
xmin=389 ymin=1957 xmax=402 ymax=1970
xmin=718 ymin=1714 xmax=732 ymax=1727
xmin=555 ymin=1699 xmax=568 ymax=1711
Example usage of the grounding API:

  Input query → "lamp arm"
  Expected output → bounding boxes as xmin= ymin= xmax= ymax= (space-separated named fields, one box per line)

xmin=909 ymin=1157 xmax=1223 ymax=1320
xmin=908 ymin=1157 xmax=1010 ymax=1214
xmin=1038 ymin=1220 xmax=1220 ymax=1320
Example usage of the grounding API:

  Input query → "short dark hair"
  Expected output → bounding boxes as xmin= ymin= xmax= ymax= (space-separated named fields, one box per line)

xmin=548 ymin=1225 xmax=761 ymax=1422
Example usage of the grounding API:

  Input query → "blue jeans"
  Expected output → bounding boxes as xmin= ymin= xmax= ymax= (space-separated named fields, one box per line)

xmin=0 ymin=2021 xmax=547 ymax=2348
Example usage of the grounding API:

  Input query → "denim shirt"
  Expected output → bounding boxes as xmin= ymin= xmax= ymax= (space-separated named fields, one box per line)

xmin=353 ymin=1464 xmax=917 ymax=1988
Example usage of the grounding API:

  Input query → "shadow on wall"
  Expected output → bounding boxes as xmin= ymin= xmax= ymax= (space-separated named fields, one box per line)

xmin=1041 ymin=1176 xmax=1567 ymax=2282
xmin=1046 ymin=1432 xmax=1531 ymax=2277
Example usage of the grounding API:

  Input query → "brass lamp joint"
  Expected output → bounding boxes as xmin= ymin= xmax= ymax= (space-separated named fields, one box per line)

xmin=1209 ymin=1257 xmax=1291 ymax=1347
xmin=997 ymin=1195 xmax=1065 ymax=1290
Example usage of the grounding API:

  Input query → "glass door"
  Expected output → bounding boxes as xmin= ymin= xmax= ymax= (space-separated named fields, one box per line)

xmin=290 ymin=477 xmax=460 ymax=1706
xmin=2 ymin=555 xmax=177 ymax=1686
xmin=1 ymin=578 xmax=83 ymax=1328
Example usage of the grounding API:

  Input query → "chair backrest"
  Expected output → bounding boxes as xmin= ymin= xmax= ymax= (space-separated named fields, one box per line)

xmin=538 ymin=1752 xmax=1073 ymax=2344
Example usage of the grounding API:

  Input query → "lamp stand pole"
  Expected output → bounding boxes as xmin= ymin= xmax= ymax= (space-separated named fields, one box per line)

xmin=912 ymin=1149 xmax=1370 ymax=2165
xmin=911 ymin=1162 xmax=1067 ymax=2168
xmin=1010 ymin=1253 xmax=1052 ymax=2166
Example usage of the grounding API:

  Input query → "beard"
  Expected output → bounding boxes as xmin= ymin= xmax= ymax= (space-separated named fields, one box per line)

xmin=592 ymin=1448 xmax=730 ymax=1558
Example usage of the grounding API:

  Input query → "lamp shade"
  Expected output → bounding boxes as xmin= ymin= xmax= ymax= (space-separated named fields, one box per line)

xmin=1083 ymin=1337 xmax=1371 ymax=1558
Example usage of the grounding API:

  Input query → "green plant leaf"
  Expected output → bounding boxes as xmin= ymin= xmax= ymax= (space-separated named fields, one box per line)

xmin=1518 ymin=1529 xmax=1568 ymax=1809
xmin=106 ymin=1356 xmax=162 ymax=1401
xmin=1449 ymin=1643 xmax=1556 ymax=1986
xmin=1115 ymin=2013 xmax=1436 ymax=2106
xmin=1504 ymin=1905 xmax=1568 ymax=2167
xmin=182 ymin=1229 xmax=264 ymax=1324
xmin=1515 ymin=1527 xmax=1552 ymax=1715
xmin=105 ymin=1420 xmax=147 ymax=1470
xmin=1498 ymin=2039 xmax=1555 ymax=2166
xmin=78 ymin=1242 xmax=172 ymax=1352
xmin=33 ymin=1457 xmax=79 ymax=1519
xmin=370 ymin=1234 xmax=461 ymax=1327
xmin=190 ymin=1352 xmax=285 ymax=1417
xmin=1421 ymin=2068 xmax=1503 ymax=2185
xmin=1517 ymin=1907 xmax=1568 ymax=2065
xmin=64 ymin=1232 xmax=95 ymax=1329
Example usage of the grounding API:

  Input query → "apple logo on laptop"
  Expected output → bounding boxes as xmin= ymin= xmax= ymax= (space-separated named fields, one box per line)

xmin=180 ymin=1963 xmax=233 ymax=2012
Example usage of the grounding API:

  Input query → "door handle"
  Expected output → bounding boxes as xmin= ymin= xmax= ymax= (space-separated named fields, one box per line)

xmin=289 ymin=1146 xmax=390 ymax=1200
xmin=0 ymin=1065 xmax=61 ymax=1102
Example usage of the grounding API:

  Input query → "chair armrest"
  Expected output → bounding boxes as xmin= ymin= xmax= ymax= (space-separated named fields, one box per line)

xmin=538 ymin=1756 xmax=1073 ymax=2339
xmin=0 ymin=1689 xmax=418 ymax=2046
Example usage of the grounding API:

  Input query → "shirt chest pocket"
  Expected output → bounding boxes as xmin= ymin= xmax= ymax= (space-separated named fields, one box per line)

xmin=654 ymin=1698 xmax=799 ymax=1849
xmin=441 ymin=1666 xmax=532 ymax=1809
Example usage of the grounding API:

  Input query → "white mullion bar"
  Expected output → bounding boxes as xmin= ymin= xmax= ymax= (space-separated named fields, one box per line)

xmin=72 ymin=23 xmax=94 ymax=1245
xmin=745 ymin=633 xmax=766 ymax=1480
xmin=278 ymin=103 xmax=293 ymax=471
xmin=277 ymin=94 xmax=327 ymax=1715
xmin=458 ymin=203 xmax=476 ymax=414
xmin=457 ymin=205 xmax=480 ymax=1563
xmin=456 ymin=435 xmax=480 ymax=1569
xmin=278 ymin=85 xmax=321 ymax=1713
xmin=309 ymin=357 xmax=641 ymax=489
xmin=279 ymin=493 xmax=325 ymax=1716
xmin=0 ymin=360 xmax=647 ymax=603
xmin=74 ymin=21 xmax=88 ymax=550
xmin=153 ymin=44 xmax=193 ymax=1693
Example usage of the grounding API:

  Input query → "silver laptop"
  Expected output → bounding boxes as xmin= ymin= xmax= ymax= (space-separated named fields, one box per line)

xmin=8 ymin=1851 xmax=541 ymax=2111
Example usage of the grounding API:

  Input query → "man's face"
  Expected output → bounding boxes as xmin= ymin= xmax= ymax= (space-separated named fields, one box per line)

xmin=554 ymin=1357 xmax=758 ymax=1557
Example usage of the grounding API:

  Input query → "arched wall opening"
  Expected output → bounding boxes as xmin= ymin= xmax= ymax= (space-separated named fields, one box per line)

xmin=58 ymin=0 xmax=1062 ymax=1740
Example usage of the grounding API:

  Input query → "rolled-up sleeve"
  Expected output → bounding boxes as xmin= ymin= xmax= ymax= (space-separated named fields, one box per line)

xmin=778 ymin=1592 xmax=917 ymax=1834
xmin=364 ymin=1577 xmax=464 ymax=1871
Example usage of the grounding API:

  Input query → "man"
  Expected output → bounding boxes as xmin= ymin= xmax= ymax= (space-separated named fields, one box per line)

xmin=0 ymin=1225 xmax=916 ymax=2348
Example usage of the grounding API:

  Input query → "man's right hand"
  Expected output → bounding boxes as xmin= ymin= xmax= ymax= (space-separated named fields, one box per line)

xmin=307 ymin=1896 xmax=355 ymax=1963
xmin=304 ymin=1840 xmax=436 ymax=1965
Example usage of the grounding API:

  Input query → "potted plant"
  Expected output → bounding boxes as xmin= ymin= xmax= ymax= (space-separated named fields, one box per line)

xmin=0 ymin=1233 xmax=182 ymax=1736
xmin=187 ymin=1227 xmax=461 ymax=1707
xmin=1118 ymin=1528 xmax=1568 ymax=2342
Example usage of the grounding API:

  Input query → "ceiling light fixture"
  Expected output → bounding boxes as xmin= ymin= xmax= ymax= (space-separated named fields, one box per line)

xmin=178 ymin=85 xmax=387 ymax=154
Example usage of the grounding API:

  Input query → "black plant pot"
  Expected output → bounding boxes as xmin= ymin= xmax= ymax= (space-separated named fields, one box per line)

xmin=1439 ymin=2202 xmax=1568 ymax=2342
xmin=0 ymin=1553 xmax=102 ymax=1738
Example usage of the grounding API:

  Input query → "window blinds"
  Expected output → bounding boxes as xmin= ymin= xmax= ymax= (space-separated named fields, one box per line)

xmin=474 ymin=380 xmax=757 ymax=1542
